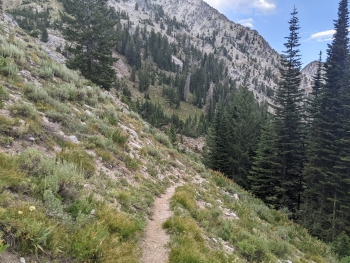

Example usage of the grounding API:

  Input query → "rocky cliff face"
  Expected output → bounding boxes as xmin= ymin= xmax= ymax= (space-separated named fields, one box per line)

xmin=300 ymin=60 xmax=324 ymax=96
xmin=108 ymin=0 xmax=282 ymax=103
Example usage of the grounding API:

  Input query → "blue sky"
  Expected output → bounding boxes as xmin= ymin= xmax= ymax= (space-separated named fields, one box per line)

xmin=203 ymin=0 xmax=340 ymax=67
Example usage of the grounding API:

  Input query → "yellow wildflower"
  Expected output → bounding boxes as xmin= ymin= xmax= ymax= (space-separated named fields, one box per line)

xmin=29 ymin=206 xmax=36 ymax=212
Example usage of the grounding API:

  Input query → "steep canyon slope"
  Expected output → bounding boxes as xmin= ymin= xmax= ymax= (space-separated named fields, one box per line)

xmin=0 ymin=2 xmax=335 ymax=262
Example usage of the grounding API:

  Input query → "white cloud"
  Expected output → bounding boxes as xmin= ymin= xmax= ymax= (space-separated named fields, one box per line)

xmin=309 ymin=29 xmax=336 ymax=42
xmin=238 ymin=18 xmax=254 ymax=28
xmin=254 ymin=0 xmax=276 ymax=11
xmin=204 ymin=0 xmax=276 ymax=14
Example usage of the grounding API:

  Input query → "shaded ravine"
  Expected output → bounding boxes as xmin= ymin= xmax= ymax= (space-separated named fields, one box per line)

xmin=140 ymin=182 xmax=182 ymax=263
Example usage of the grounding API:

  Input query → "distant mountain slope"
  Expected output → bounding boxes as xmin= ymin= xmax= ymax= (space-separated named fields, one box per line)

xmin=107 ymin=0 xmax=282 ymax=102
xmin=4 ymin=0 xmax=317 ymax=107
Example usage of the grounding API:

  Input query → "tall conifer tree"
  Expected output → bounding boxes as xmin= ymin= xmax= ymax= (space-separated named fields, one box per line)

xmin=226 ymin=82 xmax=263 ymax=189
xmin=203 ymin=100 xmax=230 ymax=174
xmin=204 ymin=83 xmax=263 ymax=188
xmin=302 ymin=0 xmax=350 ymax=241
xmin=250 ymin=117 xmax=281 ymax=206
xmin=273 ymin=7 xmax=304 ymax=214
xmin=60 ymin=0 xmax=117 ymax=90
xmin=251 ymin=8 xmax=304 ymax=215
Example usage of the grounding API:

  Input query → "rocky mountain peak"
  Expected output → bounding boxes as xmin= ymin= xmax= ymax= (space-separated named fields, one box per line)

xmin=300 ymin=60 xmax=323 ymax=95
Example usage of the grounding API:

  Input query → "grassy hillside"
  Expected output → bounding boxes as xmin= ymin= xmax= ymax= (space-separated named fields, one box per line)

xmin=0 ymin=17 xmax=339 ymax=263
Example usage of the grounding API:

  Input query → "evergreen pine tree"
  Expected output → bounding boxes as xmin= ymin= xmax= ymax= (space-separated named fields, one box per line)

xmin=40 ymin=26 xmax=49 ymax=43
xmin=251 ymin=8 xmax=304 ymax=215
xmin=125 ymin=38 xmax=136 ymax=66
xmin=302 ymin=0 xmax=350 ymax=241
xmin=203 ymin=100 xmax=230 ymax=173
xmin=130 ymin=66 xmax=136 ymax=82
xmin=225 ymin=82 xmax=263 ymax=189
xmin=167 ymin=124 xmax=177 ymax=146
xmin=60 ymin=0 xmax=117 ymax=90
xmin=204 ymin=83 xmax=263 ymax=188
xmin=273 ymin=7 xmax=305 ymax=214
xmin=250 ymin=116 xmax=281 ymax=207
xmin=138 ymin=63 xmax=150 ymax=92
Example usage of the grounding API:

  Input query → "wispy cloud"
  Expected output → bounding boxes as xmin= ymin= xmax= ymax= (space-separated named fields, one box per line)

xmin=308 ymin=29 xmax=336 ymax=42
xmin=238 ymin=18 xmax=254 ymax=28
xmin=204 ymin=0 xmax=276 ymax=14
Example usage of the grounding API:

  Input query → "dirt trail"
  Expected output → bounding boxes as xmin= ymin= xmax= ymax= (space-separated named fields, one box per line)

xmin=140 ymin=182 xmax=182 ymax=263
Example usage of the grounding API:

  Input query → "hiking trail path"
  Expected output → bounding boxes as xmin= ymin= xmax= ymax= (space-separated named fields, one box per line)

xmin=140 ymin=182 xmax=182 ymax=263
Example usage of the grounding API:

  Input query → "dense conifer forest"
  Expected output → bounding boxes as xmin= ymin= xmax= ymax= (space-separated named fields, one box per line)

xmin=204 ymin=1 xmax=350 ymax=258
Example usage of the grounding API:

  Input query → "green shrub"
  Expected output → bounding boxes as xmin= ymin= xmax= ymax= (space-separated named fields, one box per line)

xmin=103 ymin=106 xmax=119 ymax=125
xmin=57 ymin=146 xmax=95 ymax=178
xmin=0 ymin=153 xmax=25 ymax=190
xmin=38 ymin=62 xmax=54 ymax=79
xmin=47 ymin=111 xmax=82 ymax=135
xmin=0 ymin=43 xmax=26 ymax=65
xmin=0 ymin=86 xmax=9 ymax=109
xmin=46 ymin=110 xmax=67 ymax=123
xmin=0 ymin=56 xmax=19 ymax=78
xmin=0 ymin=136 xmax=14 ymax=146
xmin=0 ymin=241 xmax=9 ymax=254
xmin=116 ymin=190 xmax=131 ymax=207
xmin=212 ymin=171 xmax=229 ymax=187
xmin=169 ymin=242 xmax=206 ymax=263
xmin=154 ymin=133 xmax=172 ymax=148
xmin=23 ymin=84 xmax=50 ymax=103
xmin=43 ymin=189 xmax=64 ymax=216
xmin=95 ymin=148 xmax=114 ymax=163
xmin=163 ymin=215 xmax=229 ymax=263
xmin=128 ymin=112 xmax=141 ymax=121
xmin=9 ymin=102 xmax=36 ymax=119
xmin=66 ymin=198 xmax=93 ymax=219
xmin=100 ymin=240 xmax=139 ymax=263
xmin=238 ymin=239 xmax=256 ymax=259
xmin=111 ymin=129 xmax=128 ymax=146
xmin=332 ymin=232 xmax=350 ymax=258
xmin=253 ymin=203 xmax=275 ymax=223
xmin=172 ymin=185 xmax=197 ymax=213
xmin=17 ymin=148 xmax=46 ymax=177
xmin=0 ymin=204 xmax=56 ymax=255
xmin=144 ymin=146 xmax=161 ymax=159
xmin=341 ymin=256 xmax=350 ymax=263
xmin=39 ymin=161 xmax=84 ymax=195
xmin=97 ymin=205 xmax=140 ymax=240
xmin=268 ymin=239 xmax=290 ymax=258
xmin=46 ymin=84 xmax=70 ymax=102
xmin=216 ymin=220 xmax=236 ymax=242
xmin=50 ymin=63 xmax=80 ymax=83
xmin=237 ymin=237 xmax=270 ymax=262
xmin=0 ymin=115 xmax=14 ymax=135
xmin=163 ymin=216 xmax=204 ymax=243
xmin=86 ymin=135 xmax=106 ymax=148
xmin=70 ymin=221 xmax=108 ymax=261
xmin=123 ymin=154 xmax=139 ymax=170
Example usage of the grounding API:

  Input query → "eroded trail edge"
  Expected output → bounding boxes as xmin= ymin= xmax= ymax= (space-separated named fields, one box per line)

xmin=140 ymin=182 xmax=182 ymax=263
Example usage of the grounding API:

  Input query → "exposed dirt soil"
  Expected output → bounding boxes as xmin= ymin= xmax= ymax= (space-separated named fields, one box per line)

xmin=140 ymin=182 xmax=182 ymax=263
xmin=0 ymin=251 xmax=22 ymax=263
